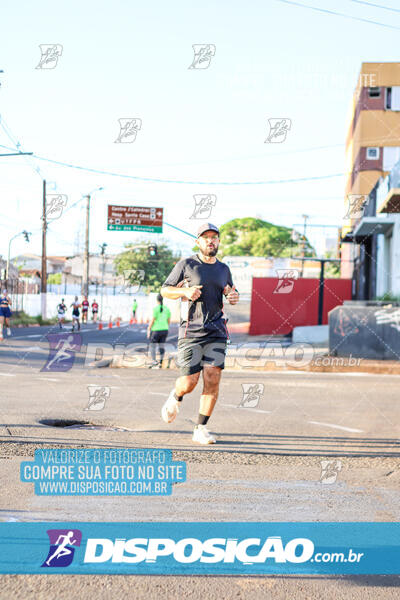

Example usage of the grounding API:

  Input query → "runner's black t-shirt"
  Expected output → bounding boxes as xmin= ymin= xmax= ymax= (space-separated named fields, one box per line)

xmin=162 ymin=254 xmax=235 ymax=339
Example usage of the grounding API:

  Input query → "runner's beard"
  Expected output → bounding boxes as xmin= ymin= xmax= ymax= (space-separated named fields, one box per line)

xmin=203 ymin=246 xmax=218 ymax=257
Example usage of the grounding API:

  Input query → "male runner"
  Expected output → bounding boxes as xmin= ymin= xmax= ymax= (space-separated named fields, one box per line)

xmin=91 ymin=299 xmax=99 ymax=322
xmin=70 ymin=297 xmax=81 ymax=332
xmin=57 ymin=298 xmax=67 ymax=330
xmin=160 ymin=223 xmax=239 ymax=444
xmin=0 ymin=290 xmax=12 ymax=340
xmin=81 ymin=296 xmax=89 ymax=323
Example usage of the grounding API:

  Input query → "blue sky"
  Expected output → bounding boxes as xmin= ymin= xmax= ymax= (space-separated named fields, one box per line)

xmin=1 ymin=0 xmax=400 ymax=261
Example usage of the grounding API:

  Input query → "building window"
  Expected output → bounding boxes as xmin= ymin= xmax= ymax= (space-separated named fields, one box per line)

xmin=366 ymin=147 xmax=380 ymax=160
xmin=368 ymin=87 xmax=381 ymax=98
xmin=386 ymin=86 xmax=400 ymax=111
xmin=386 ymin=87 xmax=392 ymax=109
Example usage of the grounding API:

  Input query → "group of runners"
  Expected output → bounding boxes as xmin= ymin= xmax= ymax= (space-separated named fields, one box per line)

xmin=57 ymin=296 xmax=99 ymax=330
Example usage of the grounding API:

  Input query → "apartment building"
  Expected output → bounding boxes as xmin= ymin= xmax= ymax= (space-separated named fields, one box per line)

xmin=342 ymin=62 xmax=400 ymax=299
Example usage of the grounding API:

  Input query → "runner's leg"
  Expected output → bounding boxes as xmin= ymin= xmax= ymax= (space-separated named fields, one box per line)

xmin=175 ymin=372 xmax=200 ymax=397
xmin=199 ymin=366 xmax=222 ymax=418
xmin=158 ymin=331 xmax=168 ymax=365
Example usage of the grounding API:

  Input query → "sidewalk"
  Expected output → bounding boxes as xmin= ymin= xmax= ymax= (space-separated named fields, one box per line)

xmin=109 ymin=330 xmax=400 ymax=374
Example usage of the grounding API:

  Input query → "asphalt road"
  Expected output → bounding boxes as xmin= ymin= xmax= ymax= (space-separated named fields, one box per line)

xmin=0 ymin=323 xmax=399 ymax=598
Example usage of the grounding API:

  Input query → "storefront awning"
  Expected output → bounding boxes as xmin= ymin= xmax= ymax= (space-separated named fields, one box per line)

xmin=377 ymin=188 xmax=400 ymax=213
xmin=352 ymin=216 xmax=394 ymax=239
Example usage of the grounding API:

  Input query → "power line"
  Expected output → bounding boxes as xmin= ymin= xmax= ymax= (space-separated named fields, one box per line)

xmin=347 ymin=0 xmax=400 ymax=14
xmin=273 ymin=0 xmax=400 ymax=30
xmin=0 ymin=117 xmax=44 ymax=179
xmin=0 ymin=144 xmax=346 ymax=185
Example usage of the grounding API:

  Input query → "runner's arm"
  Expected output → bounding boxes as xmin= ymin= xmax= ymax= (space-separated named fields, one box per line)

xmin=160 ymin=285 xmax=188 ymax=300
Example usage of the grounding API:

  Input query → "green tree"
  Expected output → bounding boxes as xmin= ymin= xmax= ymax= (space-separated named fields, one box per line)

xmin=213 ymin=217 xmax=315 ymax=258
xmin=324 ymin=250 xmax=340 ymax=278
xmin=114 ymin=241 xmax=180 ymax=293
xmin=48 ymin=273 xmax=62 ymax=284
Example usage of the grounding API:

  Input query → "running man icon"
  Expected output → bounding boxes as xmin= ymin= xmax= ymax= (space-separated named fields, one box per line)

xmin=42 ymin=529 xmax=82 ymax=568
xmin=46 ymin=532 xmax=76 ymax=565
xmin=42 ymin=333 xmax=82 ymax=372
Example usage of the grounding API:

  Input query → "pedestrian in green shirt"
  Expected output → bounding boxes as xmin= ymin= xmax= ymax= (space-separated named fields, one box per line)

xmin=147 ymin=294 xmax=171 ymax=368
xmin=132 ymin=299 xmax=138 ymax=320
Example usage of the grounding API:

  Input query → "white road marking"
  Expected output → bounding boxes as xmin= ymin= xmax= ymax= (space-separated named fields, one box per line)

xmin=308 ymin=420 xmax=363 ymax=433
xmin=37 ymin=377 xmax=59 ymax=382
xmin=149 ymin=392 xmax=168 ymax=396
xmin=23 ymin=346 xmax=43 ymax=352
xmin=0 ymin=373 xmax=15 ymax=377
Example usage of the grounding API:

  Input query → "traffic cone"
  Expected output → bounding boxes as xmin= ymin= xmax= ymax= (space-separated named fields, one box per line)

xmin=108 ymin=318 xmax=113 ymax=329
xmin=129 ymin=317 xmax=134 ymax=325
xmin=116 ymin=318 xmax=120 ymax=327
xmin=98 ymin=322 xmax=103 ymax=330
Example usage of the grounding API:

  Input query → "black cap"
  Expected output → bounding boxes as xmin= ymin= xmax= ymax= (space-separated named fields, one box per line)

xmin=196 ymin=222 xmax=220 ymax=238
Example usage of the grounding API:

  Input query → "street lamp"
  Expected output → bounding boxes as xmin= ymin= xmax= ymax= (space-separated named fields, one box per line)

xmin=6 ymin=230 xmax=31 ymax=284
xmin=82 ymin=186 xmax=104 ymax=296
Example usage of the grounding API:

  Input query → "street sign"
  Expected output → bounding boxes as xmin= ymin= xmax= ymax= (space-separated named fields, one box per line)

xmin=107 ymin=205 xmax=163 ymax=233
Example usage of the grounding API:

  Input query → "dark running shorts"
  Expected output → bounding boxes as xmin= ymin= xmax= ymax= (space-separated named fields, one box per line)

xmin=177 ymin=336 xmax=228 ymax=376
xmin=0 ymin=307 xmax=11 ymax=318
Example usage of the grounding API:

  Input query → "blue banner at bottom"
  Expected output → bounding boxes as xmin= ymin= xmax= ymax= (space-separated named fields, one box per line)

xmin=0 ymin=522 xmax=399 ymax=574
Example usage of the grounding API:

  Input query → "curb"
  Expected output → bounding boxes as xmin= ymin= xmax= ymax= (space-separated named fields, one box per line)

xmin=108 ymin=355 xmax=400 ymax=374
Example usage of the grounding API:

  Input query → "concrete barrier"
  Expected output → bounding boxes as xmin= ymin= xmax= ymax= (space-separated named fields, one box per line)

xmin=292 ymin=325 xmax=329 ymax=344
xmin=329 ymin=304 xmax=400 ymax=360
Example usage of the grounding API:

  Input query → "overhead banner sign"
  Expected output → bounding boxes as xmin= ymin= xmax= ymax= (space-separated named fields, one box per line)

xmin=107 ymin=205 xmax=163 ymax=233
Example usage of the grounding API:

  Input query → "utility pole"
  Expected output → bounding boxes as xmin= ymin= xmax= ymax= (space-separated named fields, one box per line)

xmin=82 ymin=187 xmax=103 ymax=296
xmin=300 ymin=214 xmax=309 ymax=278
xmin=41 ymin=180 xmax=47 ymax=319
xmin=99 ymin=243 xmax=107 ymax=322
xmin=82 ymin=194 xmax=90 ymax=296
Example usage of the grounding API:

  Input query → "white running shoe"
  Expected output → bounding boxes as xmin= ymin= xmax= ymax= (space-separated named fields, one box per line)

xmin=161 ymin=390 xmax=180 ymax=423
xmin=192 ymin=424 xmax=216 ymax=445
xmin=6 ymin=328 xmax=11 ymax=336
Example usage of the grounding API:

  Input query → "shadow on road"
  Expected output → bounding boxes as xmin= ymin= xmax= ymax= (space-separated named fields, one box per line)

xmin=0 ymin=426 xmax=399 ymax=456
